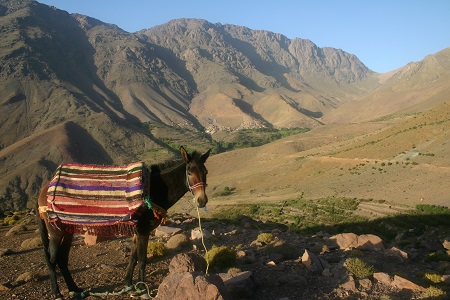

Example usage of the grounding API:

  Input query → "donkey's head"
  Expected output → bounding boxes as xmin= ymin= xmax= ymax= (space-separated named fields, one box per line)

xmin=181 ymin=146 xmax=211 ymax=208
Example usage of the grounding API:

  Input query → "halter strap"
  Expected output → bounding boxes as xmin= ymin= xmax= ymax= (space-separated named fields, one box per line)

xmin=186 ymin=168 xmax=207 ymax=196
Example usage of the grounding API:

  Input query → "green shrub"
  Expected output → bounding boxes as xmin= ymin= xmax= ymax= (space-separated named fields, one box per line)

xmin=147 ymin=241 xmax=167 ymax=257
xmin=421 ymin=286 xmax=445 ymax=298
xmin=256 ymin=233 xmax=274 ymax=244
xmin=344 ymin=258 xmax=375 ymax=279
xmin=205 ymin=246 xmax=236 ymax=271
xmin=426 ymin=251 xmax=450 ymax=262
xmin=425 ymin=273 xmax=442 ymax=284
xmin=212 ymin=186 xmax=234 ymax=197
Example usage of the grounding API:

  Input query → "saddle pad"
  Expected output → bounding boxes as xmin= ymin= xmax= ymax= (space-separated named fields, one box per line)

xmin=46 ymin=162 xmax=146 ymax=230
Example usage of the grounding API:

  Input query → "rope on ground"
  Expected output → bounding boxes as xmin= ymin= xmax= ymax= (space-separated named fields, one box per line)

xmin=84 ymin=280 xmax=155 ymax=298
xmin=196 ymin=204 xmax=210 ymax=274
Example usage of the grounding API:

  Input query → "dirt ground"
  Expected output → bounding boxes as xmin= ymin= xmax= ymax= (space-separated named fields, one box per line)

xmin=1 ymin=210 xmax=448 ymax=300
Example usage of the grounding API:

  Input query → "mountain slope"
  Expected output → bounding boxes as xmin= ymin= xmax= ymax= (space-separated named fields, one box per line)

xmin=206 ymin=102 xmax=450 ymax=207
xmin=139 ymin=18 xmax=377 ymax=131
xmin=0 ymin=0 xmax=449 ymax=210
xmin=324 ymin=47 xmax=450 ymax=123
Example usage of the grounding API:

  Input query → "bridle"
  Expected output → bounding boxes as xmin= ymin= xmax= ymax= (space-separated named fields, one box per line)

xmin=186 ymin=167 xmax=207 ymax=197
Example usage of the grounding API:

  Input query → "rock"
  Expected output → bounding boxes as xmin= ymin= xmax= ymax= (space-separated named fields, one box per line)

xmin=155 ymin=226 xmax=182 ymax=237
xmin=0 ymin=283 xmax=11 ymax=291
xmin=392 ymin=275 xmax=425 ymax=292
xmin=84 ymin=232 xmax=115 ymax=246
xmin=20 ymin=237 xmax=42 ymax=249
xmin=166 ymin=233 xmax=189 ymax=250
xmin=99 ymin=264 xmax=117 ymax=271
xmin=155 ymin=272 xmax=227 ymax=300
xmin=219 ymin=271 xmax=256 ymax=298
xmin=443 ymin=237 xmax=450 ymax=250
xmin=0 ymin=248 xmax=13 ymax=257
xmin=340 ymin=277 xmax=357 ymax=292
xmin=301 ymin=249 xmax=325 ymax=272
xmin=373 ymin=272 xmax=392 ymax=286
xmin=190 ymin=228 xmax=212 ymax=240
xmin=264 ymin=240 xmax=297 ymax=260
xmin=169 ymin=253 xmax=207 ymax=274
xmin=5 ymin=224 xmax=27 ymax=237
xmin=15 ymin=272 xmax=39 ymax=283
xmin=322 ymin=268 xmax=332 ymax=278
xmin=329 ymin=233 xmax=384 ymax=251
xmin=236 ymin=250 xmax=256 ymax=264
xmin=386 ymin=246 xmax=409 ymax=261
xmin=358 ymin=278 xmax=372 ymax=290
xmin=442 ymin=274 xmax=450 ymax=285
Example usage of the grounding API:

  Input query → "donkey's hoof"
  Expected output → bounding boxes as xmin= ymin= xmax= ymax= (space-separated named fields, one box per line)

xmin=68 ymin=290 xmax=89 ymax=298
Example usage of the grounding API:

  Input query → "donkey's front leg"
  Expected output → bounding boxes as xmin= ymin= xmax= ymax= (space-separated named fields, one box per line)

xmin=136 ymin=233 xmax=150 ymax=283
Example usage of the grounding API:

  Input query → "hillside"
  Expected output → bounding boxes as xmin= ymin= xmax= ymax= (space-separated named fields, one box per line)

xmin=205 ymin=101 xmax=450 ymax=208
xmin=0 ymin=0 xmax=449 ymax=211
xmin=324 ymin=48 xmax=450 ymax=123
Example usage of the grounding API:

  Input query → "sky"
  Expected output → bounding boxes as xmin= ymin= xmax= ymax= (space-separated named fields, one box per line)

xmin=37 ymin=0 xmax=450 ymax=73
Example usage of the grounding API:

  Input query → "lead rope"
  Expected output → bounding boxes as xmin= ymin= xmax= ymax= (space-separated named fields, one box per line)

xmin=84 ymin=280 xmax=155 ymax=298
xmin=196 ymin=204 xmax=210 ymax=275
xmin=187 ymin=168 xmax=210 ymax=274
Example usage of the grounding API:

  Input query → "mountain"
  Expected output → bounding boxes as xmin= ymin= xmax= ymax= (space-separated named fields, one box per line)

xmin=0 ymin=0 xmax=448 ymax=211
xmin=206 ymin=101 xmax=450 ymax=208
xmin=324 ymin=48 xmax=450 ymax=123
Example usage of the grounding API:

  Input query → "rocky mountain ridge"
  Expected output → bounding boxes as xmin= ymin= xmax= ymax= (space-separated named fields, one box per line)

xmin=0 ymin=0 xmax=449 ymax=210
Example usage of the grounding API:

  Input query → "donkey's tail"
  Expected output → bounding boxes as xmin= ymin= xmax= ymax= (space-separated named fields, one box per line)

xmin=36 ymin=202 xmax=50 ymax=250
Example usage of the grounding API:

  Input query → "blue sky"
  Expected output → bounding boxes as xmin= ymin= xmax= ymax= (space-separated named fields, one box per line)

xmin=38 ymin=0 xmax=450 ymax=73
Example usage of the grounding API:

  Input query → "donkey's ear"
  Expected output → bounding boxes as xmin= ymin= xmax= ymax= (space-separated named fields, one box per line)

xmin=200 ymin=149 xmax=211 ymax=163
xmin=180 ymin=146 xmax=191 ymax=162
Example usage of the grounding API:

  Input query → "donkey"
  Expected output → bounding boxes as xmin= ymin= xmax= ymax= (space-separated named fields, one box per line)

xmin=37 ymin=146 xmax=210 ymax=299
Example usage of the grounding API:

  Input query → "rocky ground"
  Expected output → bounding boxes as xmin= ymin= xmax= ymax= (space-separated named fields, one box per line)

xmin=0 ymin=211 xmax=449 ymax=300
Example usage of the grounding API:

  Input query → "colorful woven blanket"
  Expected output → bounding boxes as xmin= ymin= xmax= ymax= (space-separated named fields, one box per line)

xmin=46 ymin=162 xmax=148 ymax=236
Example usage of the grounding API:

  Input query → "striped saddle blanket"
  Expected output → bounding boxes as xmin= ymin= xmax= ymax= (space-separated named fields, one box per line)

xmin=46 ymin=162 xmax=148 ymax=235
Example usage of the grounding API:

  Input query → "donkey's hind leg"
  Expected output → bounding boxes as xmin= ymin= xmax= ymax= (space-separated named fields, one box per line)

xmin=43 ymin=235 xmax=64 ymax=299
xmin=124 ymin=234 xmax=138 ymax=287
xmin=57 ymin=233 xmax=83 ymax=295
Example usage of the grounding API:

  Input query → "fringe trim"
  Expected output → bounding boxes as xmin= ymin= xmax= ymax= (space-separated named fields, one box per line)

xmin=49 ymin=220 xmax=137 ymax=236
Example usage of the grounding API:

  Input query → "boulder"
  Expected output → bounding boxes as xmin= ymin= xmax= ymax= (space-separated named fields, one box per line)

xmin=155 ymin=226 xmax=182 ymax=237
xmin=191 ymin=228 xmax=212 ymax=240
xmin=166 ymin=233 xmax=190 ymax=251
xmin=155 ymin=272 xmax=227 ymax=300
xmin=373 ymin=272 xmax=392 ymax=286
xmin=329 ymin=233 xmax=384 ymax=251
xmin=385 ymin=246 xmax=408 ymax=261
xmin=15 ymin=271 xmax=39 ymax=283
xmin=301 ymin=249 xmax=325 ymax=272
xmin=219 ymin=271 xmax=256 ymax=298
xmin=443 ymin=237 xmax=450 ymax=251
xmin=5 ymin=224 xmax=27 ymax=237
xmin=169 ymin=253 xmax=207 ymax=274
xmin=392 ymin=275 xmax=425 ymax=292
xmin=20 ymin=237 xmax=42 ymax=249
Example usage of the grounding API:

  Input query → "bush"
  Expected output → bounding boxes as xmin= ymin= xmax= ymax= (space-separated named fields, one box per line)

xmin=212 ymin=186 xmax=235 ymax=197
xmin=344 ymin=258 xmax=375 ymax=279
xmin=256 ymin=233 xmax=274 ymax=244
xmin=421 ymin=286 xmax=445 ymax=298
xmin=147 ymin=241 xmax=167 ymax=258
xmin=425 ymin=273 xmax=442 ymax=284
xmin=205 ymin=246 xmax=236 ymax=271
xmin=426 ymin=251 xmax=450 ymax=262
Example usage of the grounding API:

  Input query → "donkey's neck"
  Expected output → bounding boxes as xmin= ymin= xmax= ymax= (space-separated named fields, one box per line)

xmin=149 ymin=160 xmax=188 ymax=210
